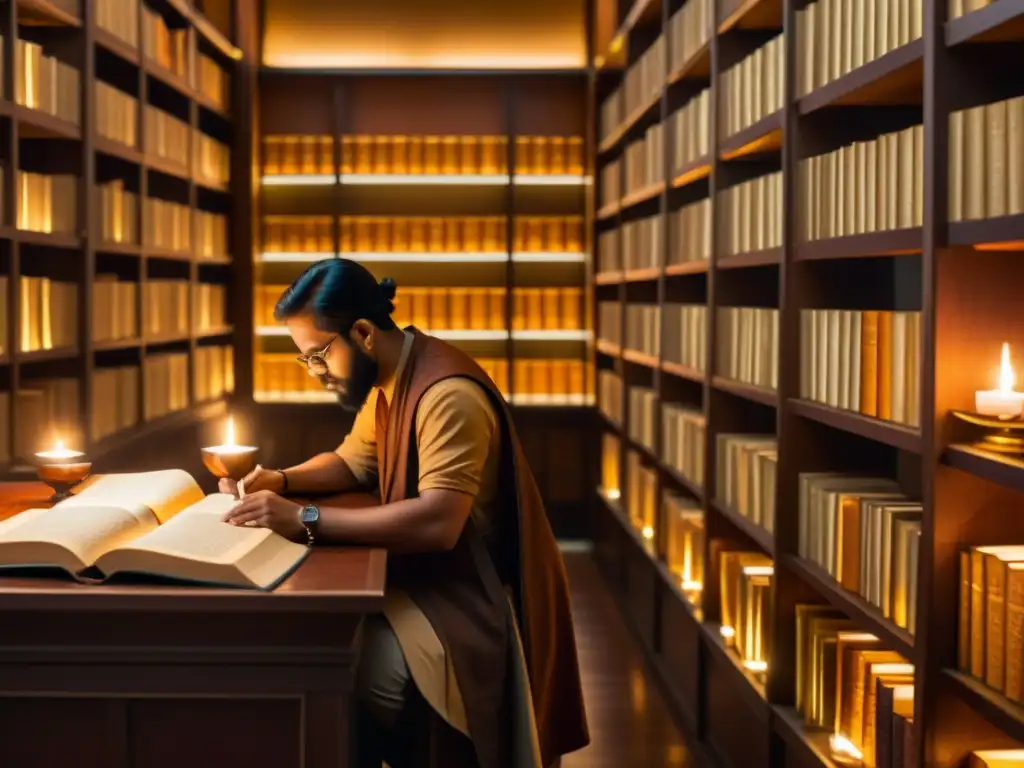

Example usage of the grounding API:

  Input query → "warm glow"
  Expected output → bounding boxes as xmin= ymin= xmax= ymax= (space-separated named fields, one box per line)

xmin=606 ymin=488 xmax=621 ymax=501
xmin=742 ymin=565 xmax=775 ymax=577
xmin=830 ymin=734 xmax=864 ymax=762
xmin=1000 ymin=342 xmax=1015 ymax=392
xmin=206 ymin=417 xmax=257 ymax=454
xmin=35 ymin=439 xmax=84 ymax=460
xmin=720 ymin=625 xmax=736 ymax=639
xmin=642 ymin=525 xmax=654 ymax=540
xmin=743 ymin=659 xmax=767 ymax=673
xmin=973 ymin=750 xmax=1024 ymax=760
xmin=681 ymin=579 xmax=703 ymax=592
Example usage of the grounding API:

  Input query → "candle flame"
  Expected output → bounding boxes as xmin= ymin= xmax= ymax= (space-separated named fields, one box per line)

xmin=224 ymin=417 xmax=236 ymax=447
xmin=1000 ymin=342 xmax=1016 ymax=393
xmin=55 ymin=439 xmax=64 ymax=451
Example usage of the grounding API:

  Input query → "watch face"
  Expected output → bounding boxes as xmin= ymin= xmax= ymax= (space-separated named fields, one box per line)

xmin=301 ymin=505 xmax=320 ymax=525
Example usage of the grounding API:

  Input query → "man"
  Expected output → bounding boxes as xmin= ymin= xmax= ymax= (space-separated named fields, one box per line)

xmin=221 ymin=259 xmax=588 ymax=768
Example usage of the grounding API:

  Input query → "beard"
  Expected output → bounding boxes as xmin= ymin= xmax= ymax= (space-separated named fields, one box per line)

xmin=320 ymin=342 xmax=380 ymax=412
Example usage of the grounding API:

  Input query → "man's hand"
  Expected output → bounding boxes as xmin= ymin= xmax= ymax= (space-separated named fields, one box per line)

xmin=218 ymin=465 xmax=285 ymax=498
xmin=221 ymin=490 xmax=304 ymax=540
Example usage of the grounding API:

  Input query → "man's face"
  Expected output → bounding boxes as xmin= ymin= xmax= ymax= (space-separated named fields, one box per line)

xmin=286 ymin=315 xmax=379 ymax=412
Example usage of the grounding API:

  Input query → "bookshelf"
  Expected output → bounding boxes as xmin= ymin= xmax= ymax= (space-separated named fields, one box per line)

xmin=0 ymin=0 xmax=241 ymax=476
xmin=247 ymin=71 xmax=596 ymax=535
xmin=590 ymin=0 xmax=1024 ymax=766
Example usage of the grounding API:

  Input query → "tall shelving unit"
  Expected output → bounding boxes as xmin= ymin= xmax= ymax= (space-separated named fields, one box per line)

xmin=246 ymin=70 xmax=597 ymax=536
xmin=0 ymin=0 xmax=240 ymax=474
xmin=590 ymin=0 xmax=1024 ymax=766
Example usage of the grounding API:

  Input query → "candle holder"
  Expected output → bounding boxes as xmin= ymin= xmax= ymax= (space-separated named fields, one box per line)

xmin=32 ymin=446 xmax=92 ymax=502
xmin=950 ymin=410 xmax=1024 ymax=455
xmin=201 ymin=444 xmax=259 ymax=482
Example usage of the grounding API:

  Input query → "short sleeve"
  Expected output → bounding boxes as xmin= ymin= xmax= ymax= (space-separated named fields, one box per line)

xmin=415 ymin=378 xmax=497 ymax=496
xmin=334 ymin=393 xmax=379 ymax=485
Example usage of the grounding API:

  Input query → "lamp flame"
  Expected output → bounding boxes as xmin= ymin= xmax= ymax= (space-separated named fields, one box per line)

xmin=1001 ymin=342 xmax=1016 ymax=393
xmin=224 ymin=417 xmax=236 ymax=447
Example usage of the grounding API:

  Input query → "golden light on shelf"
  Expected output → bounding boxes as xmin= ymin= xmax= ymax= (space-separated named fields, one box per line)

xmin=828 ymin=734 xmax=864 ymax=766
xmin=33 ymin=438 xmax=92 ymax=502
xmin=719 ymin=625 xmax=736 ymax=640
xmin=970 ymin=750 xmax=1024 ymax=766
xmin=742 ymin=659 xmax=767 ymax=673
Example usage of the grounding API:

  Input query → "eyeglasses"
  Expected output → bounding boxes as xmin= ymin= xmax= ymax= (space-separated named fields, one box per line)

xmin=296 ymin=336 xmax=337 ymax=376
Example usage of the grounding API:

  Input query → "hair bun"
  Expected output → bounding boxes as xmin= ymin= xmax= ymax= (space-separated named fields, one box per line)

xmin=379 ymin=276 xmax=397 ymax=301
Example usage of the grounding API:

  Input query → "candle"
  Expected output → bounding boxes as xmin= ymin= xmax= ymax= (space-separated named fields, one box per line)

xmin=205 ymin=417 xmax=256 ymax=455
xmin=35 ymin=439 xmax=85 ymax=461
xmin=976 ymin=343 xmax=1024 ymax=418
xmin=201 ymin=417 xmax=258 ymax=482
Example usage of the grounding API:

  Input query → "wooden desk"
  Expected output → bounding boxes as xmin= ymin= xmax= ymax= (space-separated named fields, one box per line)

xmin=0 ymin=483 xmax=387 ymax=768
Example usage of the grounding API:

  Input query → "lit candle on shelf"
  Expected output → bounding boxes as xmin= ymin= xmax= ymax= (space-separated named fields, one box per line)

xmin=201 ymin=417 xmax=259 ymax=482
xmin=33 ymin=439 xmax=92 ymax=502
xmin=976 ymin=343 xmax=1024 ymax=418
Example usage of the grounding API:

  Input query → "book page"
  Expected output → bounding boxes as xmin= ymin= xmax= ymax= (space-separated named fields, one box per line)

xmin=95 ymin=494 xmax=309 ymax=590
xmin=0 ymin=504 xmax=155 ymax=573
xmin=60 ymin=470 xmax=205 ymax=524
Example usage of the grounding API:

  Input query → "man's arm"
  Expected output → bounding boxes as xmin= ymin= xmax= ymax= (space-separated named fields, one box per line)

xmin=279 ymin=451 xmax=365 ymax=495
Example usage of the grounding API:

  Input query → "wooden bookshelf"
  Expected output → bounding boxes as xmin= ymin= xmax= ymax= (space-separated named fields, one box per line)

xmin=590 ymin=0 xmax=1024 ymax=766
xmin=0 ymin=0 xmax=242 ymax=478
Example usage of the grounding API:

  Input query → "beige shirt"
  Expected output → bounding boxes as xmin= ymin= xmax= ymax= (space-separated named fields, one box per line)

xmin=334 ymin=331 xmax=500 ymax=735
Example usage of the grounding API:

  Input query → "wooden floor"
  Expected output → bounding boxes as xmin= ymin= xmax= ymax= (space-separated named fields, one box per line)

xmin=561 ymin=551 xmax=694 ymax=768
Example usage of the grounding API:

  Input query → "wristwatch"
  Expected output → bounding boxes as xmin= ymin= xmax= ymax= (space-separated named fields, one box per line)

xmin=299 ymin=504 xmax=320 ymax=546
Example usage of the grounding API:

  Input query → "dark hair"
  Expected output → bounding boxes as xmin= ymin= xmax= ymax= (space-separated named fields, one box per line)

xmin=273 ymin=259 xmax=398 ymax=334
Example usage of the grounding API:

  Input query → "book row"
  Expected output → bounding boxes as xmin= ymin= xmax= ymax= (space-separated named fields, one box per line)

xmin=261 ymin=134 xmax=586 ymax=177
xmin=256 ymin=285 xmax=584 ymax=333
xmin=16 ymin=39 xmax=80 ymax=127
xmin=718 ymin=433 xmax=778 ymax=536
xmin=950 ymin=95 xmax=1024 ymax=223
xmin=720 ymin=34 xmax=784 ymax=141
xmin=255 ymin=355 xmax=588 ymax=403
xmin=97 ymin=180 xmax=229 ymax=259
xmin=799 ymin=309 xmax=922 ymax=429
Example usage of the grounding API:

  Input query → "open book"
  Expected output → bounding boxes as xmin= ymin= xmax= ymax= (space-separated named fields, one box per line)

xmin=0 ymin=470 xmax=309 ymax=590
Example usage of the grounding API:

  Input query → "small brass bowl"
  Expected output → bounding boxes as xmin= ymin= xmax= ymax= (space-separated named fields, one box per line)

xmin=201 ymin=445 xmax=258 ymax=481
xmin=950 ymin=410 xmax=1024 ymax=455
xmin=33 ymin=454 xmax=92 ymax=502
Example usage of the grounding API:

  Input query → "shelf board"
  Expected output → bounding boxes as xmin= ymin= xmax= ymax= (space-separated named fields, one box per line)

xmin=16 ymin=230 xmax=81 ymax=249
xmin=945 ymin=668 xmax=1024 ymax=743
xmin=950 ymin=214 xmax=1024 ymax=250
xmin=946 ymin=0 xmax=1024 ymax=46
xmin=16 ymin=0 xmax=81 ymax=26
xmin=597 ymin=201 xmax=621 ymax=220
xmin=622 ymin=348 xmax=658 ymax=369
xmin=623 ymin=266 xmax=660 ymax=282
xmin=794 ymin=228 xmax=923 ymax=261
xmin=195 ymin=92 xmax=232 ymax=121
xmin=18 ymin=346 xmax=78 ymax=363
xmin=713 ymin=376 xmax=778 ymax=407
xmin=661 ymin=360 xmax=705 ymax=384
xmin=145 ymin=247 xmax=192 ymax=262
xmin=146 ymin=154 xmax=191 ymax=182
xmin=598 ymin=91 xmax=661 ymax=155
xmin=255 ymin=391 xmax=335 ymax=404
xmin=788 ymin=398 xmax=922 ymax=451
xmin=662 ymin=464 xmax=704 ymax=502
xmin=664 ymin=260 xmax=709 ymax=276
xmin=797 ymin=40 xmax=924 ymax=115
xmin=719 ymin=111 xmax=783 ymax=161
xmin=511 ymin=330 xmax=589 ymax=341
xmin=11 ymin=104 xmax=81 ymax=140
xmin=782 ymin=553 xmax=916 ymax=660
xmin=667 ymin=42 xmax=711 ymax=85
xmin=596 ymin=339 xmax=621 ymax=357
xmin=144 ymin=60 xmax=194 ymax=99
xmin=943 ymin=444 xmax=1024 ymax=492
xmin=718 ymin=0 xmax=783 ymax=34
xmin=595 ymin=271 xmax=623 ymax=285
xmin=710 ymin=499 xmax=774 ymax=555
xmin=717 ymin=247 xmax=782 ymax=270
xmin=196 ymin=326 xmax=233 ymax=339
xmin=144 ymin=334 xmax=191 ymax=348
xmin=772 ymin=706 xmax=840 ymax=768
xmin=619 ymin=181 xmax=665 ymax=210
xmin=512 ymin=252 xmax=586 ymax=263
xmin=342 ymin=173 xmax=510 ymax=186
xmin=513 ymin=174 xmax=591 ymax=186
xmin=94 ymin=28 xmax=140 ymax=65
xmin=95 ymin=136 xmax=144 ymax=165
xmin=95 ymin=241 xmax=143 ymax=257
xmin=334 ymin=252 xmax=508 ymax=264
xmin=699 ymin=620 xmax=769 ymax=711
xmin=261 ymin=174 xmax=338 ymax=187
xmin=653 ymin=557 xmax=702 ymax=619
xmin=93 ymin=337 xmax=142 ymax=352
xmin=671 ymin=155 xmax=713 ymax=189
xmin=600 ymin=485 xmax=657 ymax=558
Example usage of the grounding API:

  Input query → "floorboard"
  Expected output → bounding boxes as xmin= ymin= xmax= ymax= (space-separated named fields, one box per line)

xmin=561 ymin=552 xmax=694 ymax=768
